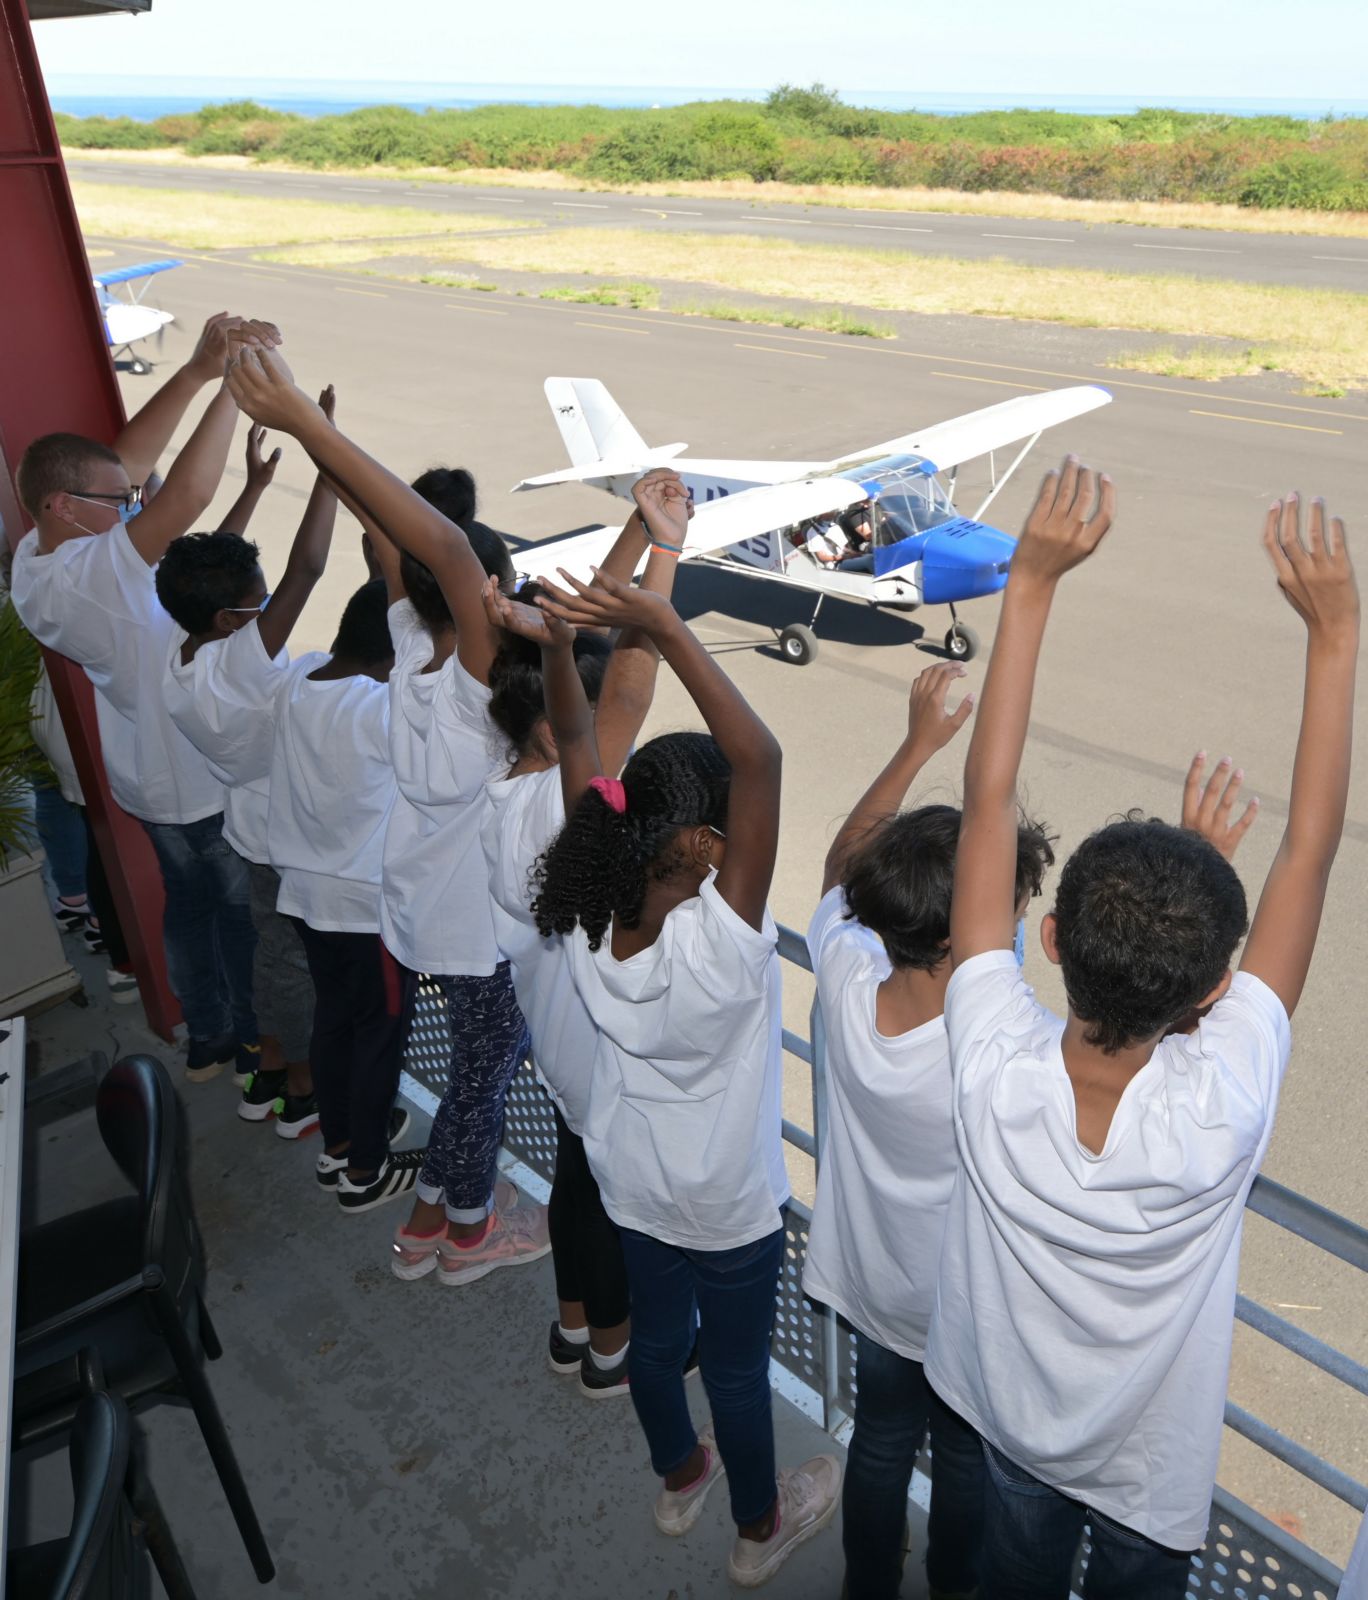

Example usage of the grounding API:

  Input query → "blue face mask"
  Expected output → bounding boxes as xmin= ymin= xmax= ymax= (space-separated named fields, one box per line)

xmin=117 ymin=501 xmax=142 ymax=525
xmin=1013 ymin=918 xmax=1027 ymax=967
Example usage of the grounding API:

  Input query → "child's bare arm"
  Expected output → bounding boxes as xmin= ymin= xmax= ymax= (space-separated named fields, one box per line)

xmin=822 ymin=662 xmax=972 ymax=896
xmin=1241 ymin=497 xmax=1359 ymax=1015
xmin=951 ymin=458 xmax=1115 ymax=965
xmin=217 ymin=425 xmax=283 ymax=537
xmin=591 ymin=469 xmax=689 ymax=592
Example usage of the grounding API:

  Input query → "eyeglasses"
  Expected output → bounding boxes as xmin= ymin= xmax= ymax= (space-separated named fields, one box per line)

xmin=224 ymin=593 xmax=272 ymax=615
xmin=73 ymin=486 xmax=143 ymax=513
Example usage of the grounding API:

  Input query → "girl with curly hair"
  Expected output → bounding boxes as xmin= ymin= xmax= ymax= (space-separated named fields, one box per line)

xmin=530 ymin=523 xmax=842 ymax=1589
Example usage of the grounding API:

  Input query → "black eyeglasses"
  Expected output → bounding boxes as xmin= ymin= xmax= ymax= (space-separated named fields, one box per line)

xmin=73 ymin=486 xmax=143 ymax=513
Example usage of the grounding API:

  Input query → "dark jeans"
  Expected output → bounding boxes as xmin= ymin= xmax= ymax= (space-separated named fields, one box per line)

xmin=981 ymin=1440 xmax=1193 ymax=1600
xmin=291 ymin=923 xmax=417 ymax=1174
xmin=618 ymin=1224 xmax=784 ymax=1527
xmin=141 ymin=813 xmax=255 ymax=1043
xmin=549 ymin=1105 xmax=630 ymax=1329
xmin=843 ymin=1345 xmax=984 ymax=1600
xmin=33 ymin=781 xmax=86 ymax=900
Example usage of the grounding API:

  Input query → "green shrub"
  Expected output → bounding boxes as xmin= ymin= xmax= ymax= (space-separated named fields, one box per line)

xmin=1238 ymin=153 xmax=1368 ymax=210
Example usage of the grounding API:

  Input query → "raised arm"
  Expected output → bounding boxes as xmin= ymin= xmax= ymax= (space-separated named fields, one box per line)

xmin=1240 ymin=497 xmax=1359 ymax=1015
xmin=257 ymin=398 xmax=339 ymax=659
xmin=226 ymin=347 xmax=499 ymax=680
xmin=822 ymin=662 xmax=973 ymax=896
xmin=216 ymin=425 xmax=282 ymax=536
xmin=592 ymin=472 xmax=686 ymax=774
xmin=113 ymin=313 xmax=247 ymax=483
xmin=951 ymin=458 xmax=1115 ymax=964
xmin=539 ymin=571 xmax=782 ymax=932
xmin=591 ymin=468 xmax=690 ymax=591
xmin=126 ymin=386 xmax=240 ymax=567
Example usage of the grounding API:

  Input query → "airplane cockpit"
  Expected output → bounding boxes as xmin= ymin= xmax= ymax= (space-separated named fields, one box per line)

xmin=837 ymin=453 xmax=958 ymax=546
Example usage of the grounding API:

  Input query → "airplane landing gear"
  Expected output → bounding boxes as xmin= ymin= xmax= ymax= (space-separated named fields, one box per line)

xmin=945 ymin=621 xmax=980 ymax=661
xmin=128 ymin=356 xmax=150 ymax=376
xmin=780 ymin=623 xmax=818 ymax=666
xmin=778 ymin=595 xmax=824 ymax=666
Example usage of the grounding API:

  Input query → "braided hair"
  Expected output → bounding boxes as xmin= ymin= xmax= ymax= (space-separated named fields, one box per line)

xmin=486 ymin=584 xmax=610 ymax=759
xmin=532 ymin=731 xmax=731 ymax=950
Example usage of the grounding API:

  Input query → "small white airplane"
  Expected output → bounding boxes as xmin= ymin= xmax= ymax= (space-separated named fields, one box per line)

xmin=93 ymin=259 xmax=181 ymax=375
xmin=511 ymin=376 xmax=1112 ymax=663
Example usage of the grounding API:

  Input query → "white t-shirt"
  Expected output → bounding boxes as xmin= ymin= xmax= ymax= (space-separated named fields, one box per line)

xmin=482 ymin=765 xmax=597 ymax=1132
xmin=11 ymin=526 xmax=223 ymax=824
xmin=804 ymin=521 xmax=849 ymax=563
xmin=924 ymin=951 xmax=1291 ymax=1551
xmin=267 ymin=658 xmax=395 ymax=933
xmin=568 ymin=872 xmax=790 ymax=1251
xmin=379 ymin=601 xmax=502 ymax=975
xmin=802 ymin=888 xmax=958 ymax=1362
xmin=163 ymin=621 xmax=302 ymax=864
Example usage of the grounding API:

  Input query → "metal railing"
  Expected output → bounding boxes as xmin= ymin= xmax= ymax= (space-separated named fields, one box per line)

xmin=400 ymin=922 xmax=1366 ymax=1599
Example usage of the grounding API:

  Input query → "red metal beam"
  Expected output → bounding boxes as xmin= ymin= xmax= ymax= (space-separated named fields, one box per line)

xmin=0 ymin=0 xmax=180 ymax=1039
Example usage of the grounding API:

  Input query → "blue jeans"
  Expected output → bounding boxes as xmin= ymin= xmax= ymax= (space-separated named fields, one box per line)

xmin=618 ymin=1224 xmax=783 ymax=1527
xmin=842 ymin=1344 xmax=984 ymax=1599
xmin=32 ymin=781 xmax=87 ymax=901
xmin=141 ymin=814 xmax=257 ymax=1044
xmin=981 ymin=1441 xmax=1193 ymax=1600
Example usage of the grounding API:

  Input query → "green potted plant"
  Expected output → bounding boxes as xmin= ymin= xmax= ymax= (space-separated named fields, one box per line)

xmin=0 ymin=596 xmax=79 ymax=1017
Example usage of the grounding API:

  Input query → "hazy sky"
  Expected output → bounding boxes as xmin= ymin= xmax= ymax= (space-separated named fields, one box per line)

xmin=32 ymin=0 xmax=1368 ymax=102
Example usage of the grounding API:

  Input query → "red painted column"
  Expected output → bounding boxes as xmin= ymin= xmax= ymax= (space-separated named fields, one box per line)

xmin=0 ymin=0 xmax=180 ymax=1040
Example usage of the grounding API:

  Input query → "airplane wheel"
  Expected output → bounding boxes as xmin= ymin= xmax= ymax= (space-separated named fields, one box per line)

xmin=945 ymin=622 xmax=979 ymax=661
xmin=129 ymin=358 xmax=150 ymax=375
xmin=779 ymin=623 xmax=818 ymax=666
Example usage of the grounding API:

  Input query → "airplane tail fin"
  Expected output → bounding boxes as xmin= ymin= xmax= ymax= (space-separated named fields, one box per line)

xmin=515 ymin=377 xmax=687 ymax=493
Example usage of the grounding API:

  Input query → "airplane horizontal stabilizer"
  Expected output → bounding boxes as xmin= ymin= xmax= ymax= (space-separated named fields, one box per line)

xmin=513 ymin=444 xmax=688 ymax=492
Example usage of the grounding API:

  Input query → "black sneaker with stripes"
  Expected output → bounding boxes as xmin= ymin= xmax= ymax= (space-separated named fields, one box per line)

xmin=336 ymin=1148 xmax=428 ymax=1213
xmin=314 ymin=1106 xmax=413 ymax=1189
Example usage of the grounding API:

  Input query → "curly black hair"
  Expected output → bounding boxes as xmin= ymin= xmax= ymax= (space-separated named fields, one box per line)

xmin=154 ymin=531 xmax=262 ymax=634
xmin=331 ymin=577 xmax=394 ymax=665
xmin=411 ymin=465 xmax=477 ymax=527
xmin=532 ymin=731 xmax=731 ymax=950
xmin=843 ymin=804 xmax=1056 ymax=971
xmin=399 ymin=521 xmax=516 ymax=635
xmin=487 ymin=583 xmax=611 ymax=757
xmin=1052 ymin=813 xmax=1248 ymax=1054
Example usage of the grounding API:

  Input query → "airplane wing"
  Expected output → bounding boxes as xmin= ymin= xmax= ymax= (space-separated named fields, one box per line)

xmin=92 ymin=259 xmax=183 ymax=289
xmin=104 ymin=302 xmax=175 ymax=348
xmin=513 ymin=476 xmax=870 ymax=586
xmin=836 ymin=384 xmax=1112 ymax=473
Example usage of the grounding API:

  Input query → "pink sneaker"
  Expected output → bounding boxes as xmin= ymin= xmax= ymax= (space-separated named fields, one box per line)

xmin=435 ymin=1204 xmax=551 ymax=1286
xmin=390 ymin=1180 xmax=522 ymax=1282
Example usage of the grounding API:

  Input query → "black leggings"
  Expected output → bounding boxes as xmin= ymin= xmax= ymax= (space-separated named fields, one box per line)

xmin=82 ymin=808 xmax=129 ymax=968
xmin=549 ymin=1104 xmax=631 ymax=1329
xmin=290 ymin=921 xmax=416 ymax=1173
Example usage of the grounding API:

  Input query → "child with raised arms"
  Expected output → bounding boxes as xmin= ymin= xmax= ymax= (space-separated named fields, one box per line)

xmin=157 ymin=394 xmax=338 ymax=1136
xmin=476 ymin=469 xmax=688 ymax=1388
xmin=802 ymin=660 xmax=1054 ymax=1600
xmin=926 ymin=467 xmax=1356 ymax=1598
xmin=530 ymin=541 xmax=841 ymax=1590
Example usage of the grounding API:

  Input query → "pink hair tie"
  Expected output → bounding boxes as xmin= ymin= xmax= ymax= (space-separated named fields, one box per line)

xmin=588 ymin=776 xmax=627 ymax=814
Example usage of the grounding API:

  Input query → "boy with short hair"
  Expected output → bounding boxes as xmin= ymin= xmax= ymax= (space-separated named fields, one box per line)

xmin=925 ymin=468 xmax=1358 ymax=1598
xmin=802 ymin=661 xmax=1054 ymax=1600
xmin=10 ymin=315 xmax=275 ymax=1082
xmin=157 ymin=390 xmax=339 ymax=1135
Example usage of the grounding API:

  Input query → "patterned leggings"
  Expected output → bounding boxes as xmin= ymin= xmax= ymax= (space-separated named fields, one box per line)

xmin=415 ymin=963 xmax=530 ymax=1223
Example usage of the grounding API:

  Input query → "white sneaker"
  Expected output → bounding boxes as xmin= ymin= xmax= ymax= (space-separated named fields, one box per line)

xmin=105 ymin=968 xmax=138 ymax=1004
xmin=654 ymin=1422 xmax=725 ymax=1536
xmin=727 ymin=1454 xmax=842 ymax=1588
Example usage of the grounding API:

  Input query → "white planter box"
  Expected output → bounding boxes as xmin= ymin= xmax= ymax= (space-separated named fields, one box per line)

xmin=0 ymin=847 xmax=79 ymax=1019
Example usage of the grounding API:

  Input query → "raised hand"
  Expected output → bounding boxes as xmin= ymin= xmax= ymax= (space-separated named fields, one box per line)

xmin=185 ymin=312 xmax=244 ymax=383
xmin=906 ymin=662 xmax=974 ymax=758
xmin=1263 ymin=496 xmax=1358 ymax=640
xmin=245 ymin=425 xmax=282 ymax=490
xmin=1012 ymin=455 xmax=1116 ymax=586
xmin=225 ymin=347 xmax=317 ymax=434
xmin=538 ymin=566 xmax=672 ymax=633
xmin=1181 ymin=752 xmax=1259 ymax=862
xmin=481 ymin=575 xmax=575 ymax=650
xmin=632 ymin=468 xmax=691 ymax=545
xmin=319 ymin=384 xmax=336 ymax=424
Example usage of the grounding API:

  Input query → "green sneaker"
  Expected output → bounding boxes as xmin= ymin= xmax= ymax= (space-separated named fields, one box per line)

xmin=237 ymin=1068 xmax=287 ymax=1123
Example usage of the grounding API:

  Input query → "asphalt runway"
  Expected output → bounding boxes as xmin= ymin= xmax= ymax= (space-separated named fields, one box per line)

xmin=94 ymin=235 xmax=1368 ymax=1565
xmin=69 ymin=156 xmax=1368 ymax=291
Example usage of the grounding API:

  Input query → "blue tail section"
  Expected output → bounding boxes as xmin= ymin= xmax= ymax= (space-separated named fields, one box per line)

xmin=873 ymin=516 xmax=1016 ymax=604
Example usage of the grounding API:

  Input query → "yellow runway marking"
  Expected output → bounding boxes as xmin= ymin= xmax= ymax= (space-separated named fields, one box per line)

xmin=334 ymin=286 xmax=388 ymax=298
xmin=574 ymin=320 xmax=649 ymax=334
xmin=445 ymin=302 xmax=507 ymax=315
xmin=735 ymin=342 xmax=825 ymax=359
xmin=1190 ymin=409 xmax=1343 ymax=435
xmin=930 ymin=370 xmax=1045 ymax=391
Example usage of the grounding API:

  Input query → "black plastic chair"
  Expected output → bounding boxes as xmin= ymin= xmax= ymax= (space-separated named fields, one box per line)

xmin=14 ymin=1056 xmax=274 ymax=1584
xmin=6 ymin=1391 xmax=146 ymax=1599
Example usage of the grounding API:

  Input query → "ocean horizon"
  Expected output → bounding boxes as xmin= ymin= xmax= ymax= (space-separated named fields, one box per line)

xmin=44 ymin=77 xmax=1368 ymax=122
